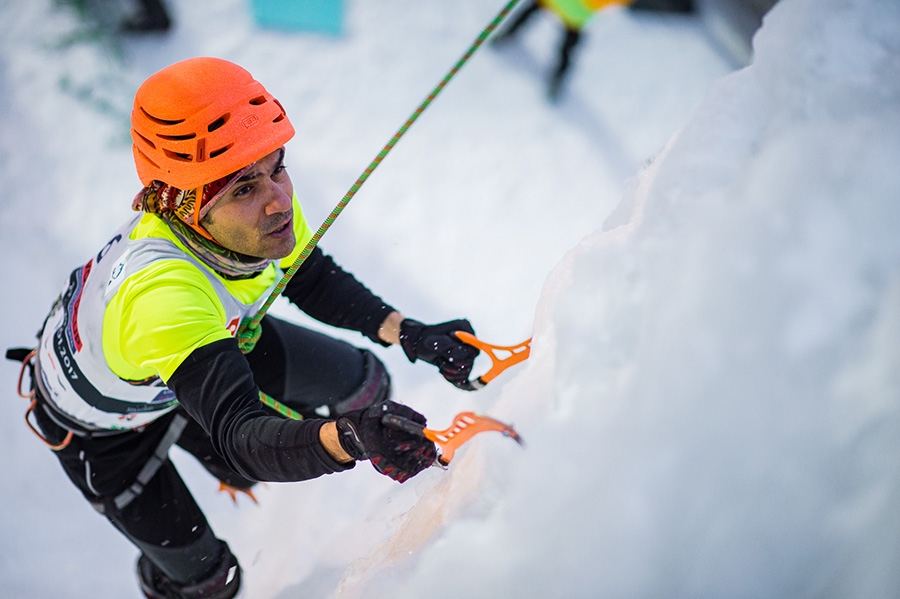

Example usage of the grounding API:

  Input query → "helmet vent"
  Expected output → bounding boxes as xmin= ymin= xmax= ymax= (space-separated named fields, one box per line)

xmin=140 ymin=107 xmax=185 ymax=126
xmin=273 ymin=99 xmax=286 ymax=123
xmin=248 ymin=96 xmax=267 ymax=106
xmin=163 ymin=149 xmax=192 ymax=162
xmin=208 ymin=114 xmax=230 ymax=133
xmin=158 ymin=133 xmax=197 ymax=141
xmin=133 ymin=130 xmax=157 ymax=150
xmin=135 ymin=147 xmax=160 ymax=169
xmin=209 ymin=144 xmax=233 ymax=159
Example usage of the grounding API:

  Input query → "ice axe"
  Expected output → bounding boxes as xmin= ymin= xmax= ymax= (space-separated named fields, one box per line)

xmin=382 ymin=410 xmax=523 ymax=466
xmin=452 ymin=331 xmax=532 ymax=391
xmin=261 ymin=391 xmax=525 ymax=466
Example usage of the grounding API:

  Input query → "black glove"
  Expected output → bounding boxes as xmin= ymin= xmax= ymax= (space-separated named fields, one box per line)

xmin=398 ymin=319 xmax=480 ymax=389
xmin=335 ymin=401 xmax=437 ymax=483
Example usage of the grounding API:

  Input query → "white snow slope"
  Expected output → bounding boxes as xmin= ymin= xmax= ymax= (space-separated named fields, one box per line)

xmin=1 ymin=0 xmax=898 ymax=597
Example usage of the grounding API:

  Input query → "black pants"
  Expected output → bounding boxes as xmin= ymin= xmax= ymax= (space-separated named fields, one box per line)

xmin=33 ymin=316 xmax=388 ymax=586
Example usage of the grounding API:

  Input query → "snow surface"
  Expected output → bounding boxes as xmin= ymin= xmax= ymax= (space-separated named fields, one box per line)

xmin=1 ymin=0 xmax=898 ymax=597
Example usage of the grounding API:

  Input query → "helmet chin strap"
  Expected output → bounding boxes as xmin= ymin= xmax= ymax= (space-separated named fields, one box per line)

xmin=185 ymin=207 xmax=217 ymax=242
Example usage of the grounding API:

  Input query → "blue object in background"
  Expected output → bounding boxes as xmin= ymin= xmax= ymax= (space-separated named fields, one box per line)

xmin=251 ymin=0 xmax=344 ymax=35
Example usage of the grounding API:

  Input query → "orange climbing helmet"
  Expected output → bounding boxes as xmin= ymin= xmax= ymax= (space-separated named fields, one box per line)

xmin=131 ymin=56 xmax=295 ymax=190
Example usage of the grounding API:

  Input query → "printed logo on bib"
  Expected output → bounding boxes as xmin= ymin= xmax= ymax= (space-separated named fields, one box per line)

xmin=226 ymin=317 xmax=240 ymax=336
xmin=109 ymin=260 xmax=125 ymax=286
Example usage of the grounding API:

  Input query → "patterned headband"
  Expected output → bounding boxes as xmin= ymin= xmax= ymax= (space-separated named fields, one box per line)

xmin=131 ymin=163 xmax=255 ymax=237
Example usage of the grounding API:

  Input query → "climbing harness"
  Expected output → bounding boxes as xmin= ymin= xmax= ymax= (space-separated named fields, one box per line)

xmin=7 ymin=346 xmax=187 ymax=511
xmin=111 ymin=413 xmax=188 ymax=511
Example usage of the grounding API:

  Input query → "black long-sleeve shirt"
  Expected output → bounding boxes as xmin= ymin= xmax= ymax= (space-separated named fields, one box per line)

xmin=167 ymin=247 xmax=395 ymax=483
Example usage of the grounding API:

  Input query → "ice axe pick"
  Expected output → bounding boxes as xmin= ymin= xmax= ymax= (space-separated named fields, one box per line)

xmin=382 ymin=410 xmax=523 ymax=466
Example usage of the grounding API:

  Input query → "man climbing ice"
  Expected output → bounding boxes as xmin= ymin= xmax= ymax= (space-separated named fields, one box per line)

xmin=8 ymin=56 xmax=480 ymax=598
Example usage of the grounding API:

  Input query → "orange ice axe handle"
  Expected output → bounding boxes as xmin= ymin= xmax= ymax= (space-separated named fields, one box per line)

xmin=382 ymin=411 xmax=523 ymax=466
xmin=453 ymin=331 xmax=532 ymax=391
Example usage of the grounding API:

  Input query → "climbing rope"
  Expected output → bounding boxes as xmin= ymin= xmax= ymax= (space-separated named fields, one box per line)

xmin=237 ymin=0 xmax=522 ymax=353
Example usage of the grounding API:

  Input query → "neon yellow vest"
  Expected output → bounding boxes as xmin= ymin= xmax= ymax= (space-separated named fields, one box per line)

xmin=36 ymin=195 xmax=313 ymax=430
xmin=541 ymin=0 xmax=631 ymax=29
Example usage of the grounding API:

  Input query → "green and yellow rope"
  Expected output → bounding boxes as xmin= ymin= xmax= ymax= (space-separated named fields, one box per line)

xmin=237 ymin=0 xmax=520 ymax=356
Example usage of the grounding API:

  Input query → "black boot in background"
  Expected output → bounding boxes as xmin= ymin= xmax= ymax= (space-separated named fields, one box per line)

xmin=122 ymin=0 xmax=171 ymax=32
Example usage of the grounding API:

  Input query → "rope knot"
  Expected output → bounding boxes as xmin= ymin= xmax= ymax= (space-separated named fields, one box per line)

xmin=237 ymin=318 xmax=262 ymax=354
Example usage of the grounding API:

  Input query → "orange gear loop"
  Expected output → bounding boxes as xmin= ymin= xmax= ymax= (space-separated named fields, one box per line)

xmin=17 ymin=350 xmax=73 ymax=451
xmin=25 ymin=399 xmax=74 ymax=451
xmin=16 ymin=349 xmax=36 ymax=400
